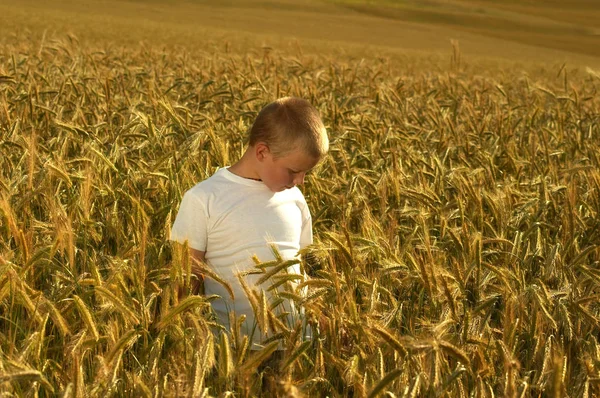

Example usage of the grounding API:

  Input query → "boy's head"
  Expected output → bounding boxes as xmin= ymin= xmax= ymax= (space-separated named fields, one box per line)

xmin=249 ymin=97 xmax=328 ymax=159
xmin=249 ymin=97 xmax=329 ymax=192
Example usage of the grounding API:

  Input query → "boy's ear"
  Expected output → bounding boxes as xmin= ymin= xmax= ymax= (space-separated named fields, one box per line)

xmin=255 ymin=142 xmax=270 ymax=161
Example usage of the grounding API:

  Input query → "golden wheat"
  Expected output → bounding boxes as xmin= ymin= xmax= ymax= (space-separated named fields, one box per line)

xmin=0 ymin=16 xmax=599 ymax=396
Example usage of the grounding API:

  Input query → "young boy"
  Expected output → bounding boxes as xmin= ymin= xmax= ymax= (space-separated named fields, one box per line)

xmin=170 ymin=97 xmax=328 ymax=350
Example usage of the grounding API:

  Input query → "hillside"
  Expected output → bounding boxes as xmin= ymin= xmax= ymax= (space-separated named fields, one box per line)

xmin=2 ymin=0 xmax=600 ymax=68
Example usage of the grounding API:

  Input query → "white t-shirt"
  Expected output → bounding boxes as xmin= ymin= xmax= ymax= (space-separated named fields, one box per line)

xmin=170 ymin=167 xmax=312 ymax=348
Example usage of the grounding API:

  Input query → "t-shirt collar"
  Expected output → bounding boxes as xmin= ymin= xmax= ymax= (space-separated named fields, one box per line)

xmin=219 ymin=167 xmax=268 ymax=189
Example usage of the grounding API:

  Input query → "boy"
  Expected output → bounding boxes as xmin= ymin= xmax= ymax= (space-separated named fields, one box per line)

xmin=170 ymin=97 xmax=328 ymax=350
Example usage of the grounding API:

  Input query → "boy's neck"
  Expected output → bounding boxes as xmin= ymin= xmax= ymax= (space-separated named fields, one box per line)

xmin=228 ymin=152 xmax=262 ymax=181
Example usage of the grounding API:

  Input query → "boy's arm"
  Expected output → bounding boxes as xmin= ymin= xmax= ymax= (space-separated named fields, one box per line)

xmin=190 ymin=248 xmax=206 ymax=295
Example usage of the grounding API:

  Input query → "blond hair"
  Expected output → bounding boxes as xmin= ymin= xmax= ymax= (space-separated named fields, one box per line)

xmin=248 ymin=97 xmax=328 ymax=159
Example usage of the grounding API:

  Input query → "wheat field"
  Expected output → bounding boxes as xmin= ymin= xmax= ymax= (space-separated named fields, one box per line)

xmin=1 ymin=1 xmax=600 ymax=397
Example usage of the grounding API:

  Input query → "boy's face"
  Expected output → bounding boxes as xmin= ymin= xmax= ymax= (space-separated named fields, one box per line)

xmin=256 ymin=144 xmax=320 ymax=192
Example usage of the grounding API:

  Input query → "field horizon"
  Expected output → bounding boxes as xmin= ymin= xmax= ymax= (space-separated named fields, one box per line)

xmin=2 ymin=0 xmax=600 ymax=69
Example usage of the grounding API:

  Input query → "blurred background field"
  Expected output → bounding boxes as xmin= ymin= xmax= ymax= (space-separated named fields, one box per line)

xmin=2 ymin=0 xmax=600 ymax=66
xmin=1 ymin=0 xmax=600 ymax=396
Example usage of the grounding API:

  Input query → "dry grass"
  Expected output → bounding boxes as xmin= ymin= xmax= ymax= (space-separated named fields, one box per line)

xmin=1 ymin=1 xmax=600 ymax=397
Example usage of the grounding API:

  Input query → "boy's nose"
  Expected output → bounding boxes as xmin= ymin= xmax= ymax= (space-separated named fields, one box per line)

xmin=293 ymin=173 xmax=306 ymax=186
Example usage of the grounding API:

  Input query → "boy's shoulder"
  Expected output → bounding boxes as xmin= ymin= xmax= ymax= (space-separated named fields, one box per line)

xmin=185 ymin=167 xmax=234 ymax=192
xmin=287 ymin=186 xmax=309 ymax=203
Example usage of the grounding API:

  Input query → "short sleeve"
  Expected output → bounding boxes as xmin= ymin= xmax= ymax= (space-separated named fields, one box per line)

xmin=170 ymin=191 xmax=208 ymax=251
xmin=299 ymin=204 xmax=313 ymax=249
